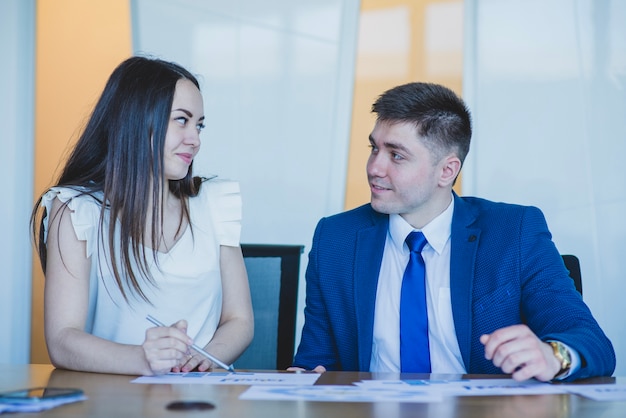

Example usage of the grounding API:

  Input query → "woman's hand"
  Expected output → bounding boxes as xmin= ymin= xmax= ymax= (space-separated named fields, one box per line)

xmin=142 ymin=319 xmax=194 ymax=375
xmin=175 ymin=352 xmax=214 ymax=373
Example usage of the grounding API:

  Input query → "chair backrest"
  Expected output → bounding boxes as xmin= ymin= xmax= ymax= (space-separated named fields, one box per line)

xmin=235 ymin=244 xmax=304 ymax=370
xmin=561 ymin=254 xmax=582 ymax=295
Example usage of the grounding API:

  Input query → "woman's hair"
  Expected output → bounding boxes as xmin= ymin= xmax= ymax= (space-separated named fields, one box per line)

xmin=31 ymin=56 xmax=204 ymax=302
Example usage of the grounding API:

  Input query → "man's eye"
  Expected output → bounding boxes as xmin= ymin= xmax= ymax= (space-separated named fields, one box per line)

xmin=392 ymin=153 xmax=403 ymax=161
xmin=368 ymin=144 xmax=378 ymax=153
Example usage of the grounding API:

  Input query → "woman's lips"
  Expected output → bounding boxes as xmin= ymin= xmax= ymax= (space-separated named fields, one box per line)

xmin=178 ymin=153 xmax=193 ymax=164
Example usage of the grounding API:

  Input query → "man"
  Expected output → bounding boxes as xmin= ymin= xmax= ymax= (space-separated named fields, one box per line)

xmin=292 ymin=82 xmax=615 ymax=381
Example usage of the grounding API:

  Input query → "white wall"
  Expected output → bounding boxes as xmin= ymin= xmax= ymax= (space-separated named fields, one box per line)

xmin=8 ymin=0 xmax=621 ymax=375
xmin=0 ymin=0 xmax=35 ymax=364
xmin=464 ymin=0 xmax=626 ymax=376
xmin=131 ymin=0 xmax=361 ymax=346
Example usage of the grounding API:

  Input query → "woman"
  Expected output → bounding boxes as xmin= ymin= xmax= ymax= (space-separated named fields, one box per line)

xmin=31 ymin=56 xmax=253 ymax=375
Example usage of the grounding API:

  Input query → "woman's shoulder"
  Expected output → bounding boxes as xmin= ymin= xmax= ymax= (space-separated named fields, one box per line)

xmin=191 ymin=177 xmax=241 ymax=244
xmin=197 ymin=177 xmax=240 ymax=197
xmin=192 ymin=177 xmax=241 ymax=208
xmin=41 ymin=186 xmax=103 ymax=211
xmin=41 ymin=186 xmax=104 ymax=247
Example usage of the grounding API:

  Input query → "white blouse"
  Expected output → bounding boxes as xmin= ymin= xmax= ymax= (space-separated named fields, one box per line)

xmin=41 ymin=179 xmax=242 ymax=348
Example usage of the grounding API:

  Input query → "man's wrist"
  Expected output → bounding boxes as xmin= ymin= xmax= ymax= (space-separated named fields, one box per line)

xmin=548 ymin=341 xmax=572 ymax=379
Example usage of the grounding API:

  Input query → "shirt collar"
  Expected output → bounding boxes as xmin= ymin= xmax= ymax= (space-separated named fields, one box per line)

xmin=389 ymin=195 xmax=454 ymax=255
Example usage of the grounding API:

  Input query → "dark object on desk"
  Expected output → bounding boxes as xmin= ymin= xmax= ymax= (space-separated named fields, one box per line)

xmin=237 ymin=244 xmax=304 ymax=370
xmin=166 ymin=401 xmax=215 ymax=411
xmin=562 ymin=254 xmax=582 ymax=295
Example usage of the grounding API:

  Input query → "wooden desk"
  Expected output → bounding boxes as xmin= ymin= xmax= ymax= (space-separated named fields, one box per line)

xmin=0 ymin=365 xmax=623 ymax=418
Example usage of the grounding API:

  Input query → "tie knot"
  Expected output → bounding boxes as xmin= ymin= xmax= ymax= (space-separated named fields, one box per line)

xmin=405 ymin=231 xmax=427 ymax=253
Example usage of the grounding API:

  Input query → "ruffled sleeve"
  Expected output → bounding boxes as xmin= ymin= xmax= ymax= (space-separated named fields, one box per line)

xmin=196 ymin=179 xmax=242 ymax=247
xmin=40 ymin=187 xmax=103 ymax=258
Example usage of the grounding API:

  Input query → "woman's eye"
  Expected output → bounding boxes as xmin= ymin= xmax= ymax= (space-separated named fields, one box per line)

xmin=175 ymin=116 xmax=188 ymax=126
xmin=197 ymin=123 xmax=206 ymax=133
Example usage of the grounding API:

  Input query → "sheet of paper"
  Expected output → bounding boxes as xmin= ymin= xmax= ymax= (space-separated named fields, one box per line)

xmin=445 ymin=379 xmax=570 ymax=396
xmin=565 ymin=384 xmax=626 ymax=401
xmin=132 ymin=371 xmax=320 ymax=386
xmin=355 ymin=378 xmax=570 ymax=396
xmin=134 ymin=373 xmax=624 ymax=401
xmin=239 ymin=385 xmax=442 ymax=403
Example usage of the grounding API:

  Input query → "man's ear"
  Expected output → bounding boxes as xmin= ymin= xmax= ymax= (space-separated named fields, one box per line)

xmin=439 ymin=155 xmax=462 ymax=187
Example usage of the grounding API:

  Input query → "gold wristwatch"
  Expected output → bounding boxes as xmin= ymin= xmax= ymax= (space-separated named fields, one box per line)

xmin=549 ymin=341 xmax=572 ymax=378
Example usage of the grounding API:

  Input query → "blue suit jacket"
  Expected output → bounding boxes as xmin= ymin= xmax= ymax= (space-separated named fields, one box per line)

xmin=293 ymin=194 xmax=615 ymax=380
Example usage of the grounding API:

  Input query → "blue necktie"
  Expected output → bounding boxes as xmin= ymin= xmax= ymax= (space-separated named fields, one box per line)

xmin=400 ymin=231 xmax=430 ymax=373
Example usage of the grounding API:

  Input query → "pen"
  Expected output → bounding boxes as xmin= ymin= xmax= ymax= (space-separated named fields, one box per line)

xmin=146 ymin=315 xmax=236 ymax=373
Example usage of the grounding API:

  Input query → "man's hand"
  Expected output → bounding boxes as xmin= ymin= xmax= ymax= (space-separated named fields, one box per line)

xmin=286 ymin=365 xmax=327 ymax=373
xmin=480 ymin=324 xmax=561 ymax=381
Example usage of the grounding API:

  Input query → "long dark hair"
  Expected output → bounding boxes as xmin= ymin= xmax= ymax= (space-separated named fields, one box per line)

xmin=31 ymin=56 xmax=204 ymax=302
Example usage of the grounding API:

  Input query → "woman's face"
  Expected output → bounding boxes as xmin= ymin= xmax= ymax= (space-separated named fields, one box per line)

xmin=163 ymin=78 xmax=205 ymax=181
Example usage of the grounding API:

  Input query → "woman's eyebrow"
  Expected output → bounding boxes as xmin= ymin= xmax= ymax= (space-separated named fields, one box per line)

xmin=172 ymin=108 xmax=192 ymax=117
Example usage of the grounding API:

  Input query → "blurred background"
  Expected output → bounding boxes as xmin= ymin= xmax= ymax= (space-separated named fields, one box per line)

xmin=1 ymin=0 xmax=624 ymax=376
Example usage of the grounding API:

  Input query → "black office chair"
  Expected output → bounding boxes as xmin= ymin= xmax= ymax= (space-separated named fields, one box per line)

xmin=561 ymin=254 xmax=582 ymax=296
xmin=235 ymin=244 xmax=304 ymax=370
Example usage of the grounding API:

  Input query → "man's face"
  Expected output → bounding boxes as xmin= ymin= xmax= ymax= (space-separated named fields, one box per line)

xmin=366 ymin=120 xmax=450 ymax=228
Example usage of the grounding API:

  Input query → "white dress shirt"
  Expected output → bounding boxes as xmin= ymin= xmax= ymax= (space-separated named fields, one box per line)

xmin=370 ymin=198 xmax=466 ymax=373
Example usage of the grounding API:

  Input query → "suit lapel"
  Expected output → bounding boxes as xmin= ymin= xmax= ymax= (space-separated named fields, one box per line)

xmin=354 ymin=212 xmax=388 ymax=371
xmin=450 ymin=194 xmax=480 ymax=371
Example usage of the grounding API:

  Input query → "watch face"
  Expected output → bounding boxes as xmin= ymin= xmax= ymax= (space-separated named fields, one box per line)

xmin=558 ymin=343 xmax=571 ymax=363
xmin=551 ymin=341 xmax=571 ymax=372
